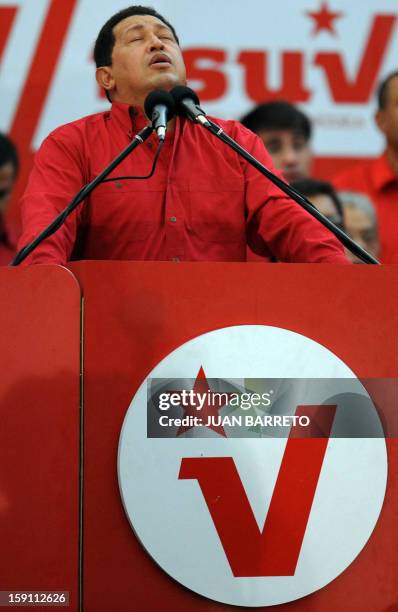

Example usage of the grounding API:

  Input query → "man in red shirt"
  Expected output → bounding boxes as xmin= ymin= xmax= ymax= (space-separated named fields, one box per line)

xmin=0 ymin=133 xmax=19 ymax=265
xmin=334 ymin=71 xmax=398 ymax=263
xmin=17 ymin=6 xmax=348 ymax=265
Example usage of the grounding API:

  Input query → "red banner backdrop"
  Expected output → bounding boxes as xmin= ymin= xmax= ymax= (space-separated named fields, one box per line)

xmin=1 ymin=1 xmax=397 ymax=227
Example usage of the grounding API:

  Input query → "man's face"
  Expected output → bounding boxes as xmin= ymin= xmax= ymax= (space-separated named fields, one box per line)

xmin=376 ymin=75 xmax=398 ymax=150
xmin=343 ymin=205 xmax=379 ymax=263
xmin=257 ymin=129 xmax=312 ymax=183
xmin=310 ymin=193 xmax=344 ymax=230
xmin=0 ymin=161 xmax=16 ymax=216
xmin=97 ymin=14 xmax=186 ymax=107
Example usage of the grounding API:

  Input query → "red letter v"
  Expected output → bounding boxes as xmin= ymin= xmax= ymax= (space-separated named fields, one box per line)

xmin=179 ymin=405 xmax=336 ymax=576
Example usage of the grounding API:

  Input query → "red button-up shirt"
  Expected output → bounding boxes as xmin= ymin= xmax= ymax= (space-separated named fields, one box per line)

xmin=334 ymin=153 xmax=398 ymax=263
xmin=18 ymin=102 xmax=348 ymax=265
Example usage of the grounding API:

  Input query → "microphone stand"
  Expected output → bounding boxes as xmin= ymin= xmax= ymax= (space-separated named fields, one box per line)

xmin=197 ymin=117 xmax=379 ymax=265
xmin=11 ymin=125 xmax=153 ymax=266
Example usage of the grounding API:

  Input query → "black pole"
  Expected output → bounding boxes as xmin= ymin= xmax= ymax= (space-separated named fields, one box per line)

xmin=202 ymin=118 xmax=379 ymax=265
xmin=11 ymin=125 xmax=154 ymax=266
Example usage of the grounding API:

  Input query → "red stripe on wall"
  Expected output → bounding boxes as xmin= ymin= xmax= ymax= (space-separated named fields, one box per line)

xmin=0 ymin=7 xmax=18 ymax=63
xmin=8 ymin=0 xmax=78 ymax=226
xmin=10 ymin=0 xmax=77 ymax=150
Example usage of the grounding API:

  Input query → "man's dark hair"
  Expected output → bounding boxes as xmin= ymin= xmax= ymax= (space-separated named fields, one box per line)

xmin=377 ymin=70 xmax=398 ymax=110
xmin=240 ymin=101 xmax=312 ymax=141
xmin=94 ymin=5 xmax=179 ymax=69
xmin=0 ymin=133 xmax=19 ymax=175
xmin=291 ymin=178 xmax=344 ymax=223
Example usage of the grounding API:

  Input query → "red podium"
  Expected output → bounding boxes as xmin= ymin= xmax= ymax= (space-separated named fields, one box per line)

xmin=1 ymin=262 xmax=397 ymax=611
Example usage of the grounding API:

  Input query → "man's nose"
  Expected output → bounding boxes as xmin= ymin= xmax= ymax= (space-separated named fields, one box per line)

xmin=149 ymin=34 xmax=165 ymax=52
xmin=282 ymin=147 xmax=298 ymax=166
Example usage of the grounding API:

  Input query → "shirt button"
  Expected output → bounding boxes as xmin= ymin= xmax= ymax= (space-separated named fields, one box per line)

xmin=169 ymin=216 xmax=177 ymax=223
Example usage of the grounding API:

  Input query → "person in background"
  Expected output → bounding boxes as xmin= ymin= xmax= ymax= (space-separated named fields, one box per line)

xmin=334 ymin=71 xmax=398 ymax=263
xmin=338 ymin=191 xmax=380 ymax=264
xmin=291 ymin=178 xmax=345 ymax=231
xmin=0 ymin=133 xmax=19 ymax=265
xmin=240 ymin=101 xmax=312 ymax=183
xmin=241 ymin=101 xmax=314 ymax=262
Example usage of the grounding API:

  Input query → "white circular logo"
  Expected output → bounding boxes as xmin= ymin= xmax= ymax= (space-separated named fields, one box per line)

xmin=118 ymin=325 xmax=387 ymax=607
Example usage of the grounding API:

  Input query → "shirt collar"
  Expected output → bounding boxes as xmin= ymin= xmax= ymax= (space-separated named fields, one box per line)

xmin=109 ymin=99 xmax=181 ymax=144
xmin=371 ymin=152 xmax=398 ymax=191
xmin=110 ymin=101 xmax=148 ymax=137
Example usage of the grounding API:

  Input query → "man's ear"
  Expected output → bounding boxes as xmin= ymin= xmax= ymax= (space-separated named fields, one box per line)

xmin=96 ymin=66 xmax=114 ymax=96
xmin=375 ymin=109 xmax=386 ymax=135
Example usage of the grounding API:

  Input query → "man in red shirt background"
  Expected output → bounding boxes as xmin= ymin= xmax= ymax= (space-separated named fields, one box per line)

xmin=17 ymin=5 xmax=348 ymax=266
xmin=334 ymin=71 xmax=398 ymax=263
xmin=0 ymin=134 xmax=19 ymax=266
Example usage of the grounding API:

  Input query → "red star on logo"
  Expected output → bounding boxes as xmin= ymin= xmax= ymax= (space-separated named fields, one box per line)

xmin=306 ymin=1 xmax=343 ymax=36
xmin=177 ymin=366 xmax=229 ymax=437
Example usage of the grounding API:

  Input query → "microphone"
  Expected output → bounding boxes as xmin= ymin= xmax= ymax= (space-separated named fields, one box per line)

xmin=144 ymin=90 xmax=176 ymax=141
xmin=170 ymin=86 xmax=211 ymax=126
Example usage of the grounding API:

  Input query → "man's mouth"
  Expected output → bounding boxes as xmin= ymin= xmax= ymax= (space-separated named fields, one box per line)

xmin=149 ymin=54 xmax=172 ymax=66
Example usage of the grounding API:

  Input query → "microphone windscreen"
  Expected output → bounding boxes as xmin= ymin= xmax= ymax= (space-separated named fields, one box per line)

xmin=144 ymin=90 xmax=175 ymax=119
xmin=170 ymin=86 xmax=200 ymax=109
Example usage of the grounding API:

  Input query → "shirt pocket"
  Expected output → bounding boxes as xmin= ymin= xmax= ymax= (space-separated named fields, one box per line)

xmin=188 ymin=175 xmax=245 ymax=243
xmin=90 ymin=181 xmax=166 ymax=241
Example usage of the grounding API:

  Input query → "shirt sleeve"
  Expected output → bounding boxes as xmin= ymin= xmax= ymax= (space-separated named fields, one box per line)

xmin=17 ymin=126 xmax=87 ymax=265
xmin=230 ymin=123 xmax=350 ymax=264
